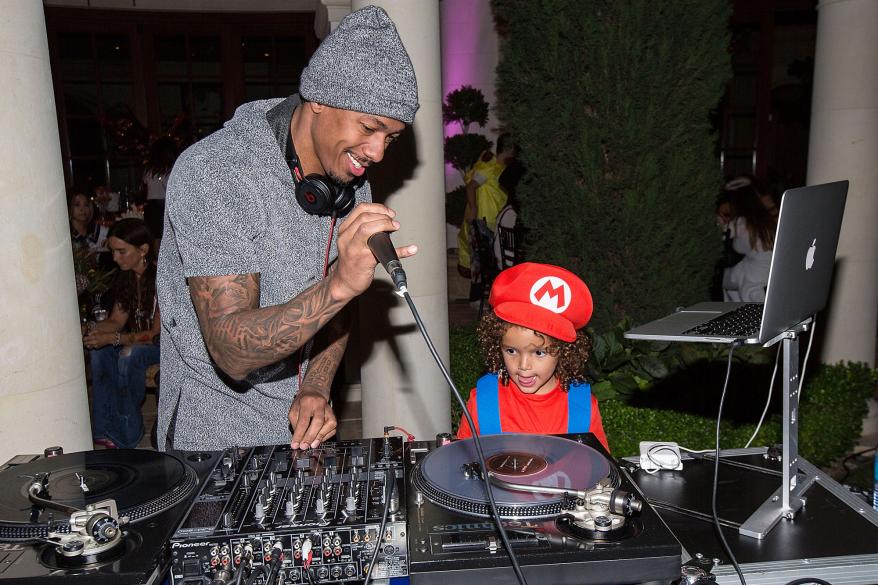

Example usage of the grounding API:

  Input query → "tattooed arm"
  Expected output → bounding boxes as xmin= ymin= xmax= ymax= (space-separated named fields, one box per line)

xmin=188 ymin=272 xmax=346 ymax=381
xmin=187 ymin=203 xmax=416 ymax=382
xmin=288 ymin=306 xmax=350 ymax=448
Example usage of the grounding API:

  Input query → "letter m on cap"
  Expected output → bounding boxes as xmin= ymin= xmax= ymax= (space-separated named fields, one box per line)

xmin=529 ymin=276 xmax=571 ymax=314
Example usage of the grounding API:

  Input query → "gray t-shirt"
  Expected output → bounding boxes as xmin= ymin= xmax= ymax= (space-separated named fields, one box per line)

xmin=156 ymin=95 xmax=370 ymax=450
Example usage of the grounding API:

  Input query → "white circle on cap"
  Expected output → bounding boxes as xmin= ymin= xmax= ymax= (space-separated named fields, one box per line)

xmin=529 ymin=276 xmax=571 ymax=314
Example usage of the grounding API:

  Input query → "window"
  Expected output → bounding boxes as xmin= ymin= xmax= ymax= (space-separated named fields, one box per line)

xmin=242 ymin=35 xmax=306 ymax=102
xmin=56 ymin=31 xmax=138 ymax=194
xmin=46 ymin=8 xmax=317 ymax=197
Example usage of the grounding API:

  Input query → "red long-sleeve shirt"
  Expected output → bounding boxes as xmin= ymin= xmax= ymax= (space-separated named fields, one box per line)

xmin=456 ymin=378 xmax=609 ymax=451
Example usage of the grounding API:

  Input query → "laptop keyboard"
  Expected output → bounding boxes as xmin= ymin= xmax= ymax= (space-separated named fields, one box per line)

xmin=683 ymin=303 xmax=764 ymax=337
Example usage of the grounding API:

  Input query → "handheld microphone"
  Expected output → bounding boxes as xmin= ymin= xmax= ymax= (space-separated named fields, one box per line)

xmin=367 ymin=232 xmax=408 ymax=292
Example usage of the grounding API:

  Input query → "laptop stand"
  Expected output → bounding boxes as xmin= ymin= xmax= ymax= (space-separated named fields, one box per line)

xmin=738 ymin=319 xmax=816 ymax=539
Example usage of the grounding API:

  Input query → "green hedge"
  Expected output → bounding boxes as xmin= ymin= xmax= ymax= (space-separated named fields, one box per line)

xmin=449 ymin=323 xmax=481 ymax=425
xmin=450 ymin=324 xmax=877 ymax=468
xmin=491 ymin=0 xmax=731 ymax=330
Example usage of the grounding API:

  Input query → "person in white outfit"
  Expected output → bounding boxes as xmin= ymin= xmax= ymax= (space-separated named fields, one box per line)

xmin=719 ymin=184 xmax=776 ymax=302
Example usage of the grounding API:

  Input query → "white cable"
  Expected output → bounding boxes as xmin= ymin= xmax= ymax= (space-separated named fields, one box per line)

xmin=743 ymin=315 xmax=816 ymax=449
xmin=679 ymin=445 xmax=715 ymax=454
xmin=639 ymin=443 xmax=714 ymax=473
xmin=797 ymin=316 xmax=817 ymax=399
xmin=745 ymin=344 xmax=781 ymax=448
xmin=642 ymin=444 xmax=681 ymax=473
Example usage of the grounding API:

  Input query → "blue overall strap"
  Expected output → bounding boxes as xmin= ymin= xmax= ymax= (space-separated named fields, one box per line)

xmin=566 ymin=382 xmax=592 ymax=434
xmin=475 ymin=373 xmax=503 ymax=435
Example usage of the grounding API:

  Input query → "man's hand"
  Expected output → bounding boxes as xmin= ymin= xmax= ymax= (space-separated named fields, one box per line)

xmin=289 ymin=391 xmax=337 ymax=450
xmin=329 ymin=203 xmax=417 ymax=302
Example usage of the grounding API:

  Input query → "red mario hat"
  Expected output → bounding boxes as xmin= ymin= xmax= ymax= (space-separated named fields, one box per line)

xmin=489 ymin=262 xmax=592 ymax=343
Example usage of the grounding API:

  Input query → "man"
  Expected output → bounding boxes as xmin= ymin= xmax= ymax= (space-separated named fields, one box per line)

xmin=156 ymin=5 xmax=419 ymax=451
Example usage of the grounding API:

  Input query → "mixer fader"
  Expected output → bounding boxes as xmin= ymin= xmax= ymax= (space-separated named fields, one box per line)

xmin=169 ymin=438 xmax=407 ymax=584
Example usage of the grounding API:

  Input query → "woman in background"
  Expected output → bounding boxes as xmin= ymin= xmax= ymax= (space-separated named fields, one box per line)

xmin=720 ymin=184 xmax=777 ymax=302
xmin=83 ymin=218 xmax=160 ymax=449
xmin=68 ymin=191 xmax=108 ymax=254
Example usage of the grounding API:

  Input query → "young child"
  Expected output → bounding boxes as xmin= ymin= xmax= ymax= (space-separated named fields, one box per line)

xmin=456 ymin=262 xmax=609 ymax=451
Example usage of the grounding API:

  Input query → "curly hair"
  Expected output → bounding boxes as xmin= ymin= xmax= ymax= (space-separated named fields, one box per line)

xmin=476 ymin=311 xmax=592 ymax=392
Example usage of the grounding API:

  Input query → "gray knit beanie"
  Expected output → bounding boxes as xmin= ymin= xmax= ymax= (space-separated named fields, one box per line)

xmin=299 ymin=5 xmax=419 ymax=124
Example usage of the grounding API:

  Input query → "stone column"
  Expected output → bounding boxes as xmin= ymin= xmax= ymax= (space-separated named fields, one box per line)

xmin=807 ymin=0 xmax=878 ymax=366
xmin=0 ymin=2 xmax=92 ymax=461
xmin=355 ymin=0 xmax=451 ymax=439
xmin=317 ymin=0 xmax=353 ymax=35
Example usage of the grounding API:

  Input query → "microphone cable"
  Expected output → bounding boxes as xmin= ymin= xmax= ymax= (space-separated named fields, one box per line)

xmin=297 ymin=213 xmax=338 ymax=389
xmin=401 ymin=290 xmax=529 ymax=585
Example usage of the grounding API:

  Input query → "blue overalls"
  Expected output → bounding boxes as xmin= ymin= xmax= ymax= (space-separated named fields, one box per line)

xmin=473 ymin=373 xmax=592 ymax=435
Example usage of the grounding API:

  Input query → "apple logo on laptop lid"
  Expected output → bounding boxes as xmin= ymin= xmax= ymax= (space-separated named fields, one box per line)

xmin=805 ymin=238 xmax=817 ymax=270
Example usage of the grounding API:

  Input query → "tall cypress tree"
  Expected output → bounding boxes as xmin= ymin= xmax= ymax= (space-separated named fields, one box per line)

xmin=492 ymin=0 xmax=731 ymax=329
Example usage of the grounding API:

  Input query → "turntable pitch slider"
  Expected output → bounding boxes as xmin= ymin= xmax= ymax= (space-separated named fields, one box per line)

xmin=27 ymin=472 xmax=126 ymax=558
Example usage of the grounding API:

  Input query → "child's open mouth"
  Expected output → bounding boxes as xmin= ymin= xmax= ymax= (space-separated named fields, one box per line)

xmin=516 ymin=375 xmax=536 ymax=388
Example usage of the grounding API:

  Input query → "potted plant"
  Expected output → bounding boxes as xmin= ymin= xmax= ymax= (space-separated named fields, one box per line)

xmin=443 ymin=86 xmax=492 ymax=229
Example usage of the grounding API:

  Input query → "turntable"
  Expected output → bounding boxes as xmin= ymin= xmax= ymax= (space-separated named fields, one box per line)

xmin=405 ymin=433 xmax=682 ymax=585
xmin=0 ymin=448 xmax=218 ymax=584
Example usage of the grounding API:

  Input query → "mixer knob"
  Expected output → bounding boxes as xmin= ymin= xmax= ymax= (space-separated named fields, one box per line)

xmin=254 ymin=502 xmax=265 ymax=521
xmin=223 ymin=512 xmax=234 ymax=529
xmin=315 ymin=497 xmax=326 ymax=516
xmin=284 ymin=500 xmax=295 ymax=517
xmin=345 ymin=496 xmax=357 ymax=513
xmin=436 ymin=432 xmax=453 ymax=448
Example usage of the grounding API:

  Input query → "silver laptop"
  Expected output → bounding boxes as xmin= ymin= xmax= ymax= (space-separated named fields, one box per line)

xmin=624 ymin=181 xmax=848 ymax=345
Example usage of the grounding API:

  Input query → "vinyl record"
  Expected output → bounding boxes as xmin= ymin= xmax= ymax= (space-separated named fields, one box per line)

xmin=411 ymin=434 xmax=614 ymax=520
xmin=0 ymin=449 xmax=197 ymax=541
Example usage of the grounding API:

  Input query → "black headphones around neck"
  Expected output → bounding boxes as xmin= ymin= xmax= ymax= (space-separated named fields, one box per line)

xmin=286 ymin=132 xmax=359 ymax=218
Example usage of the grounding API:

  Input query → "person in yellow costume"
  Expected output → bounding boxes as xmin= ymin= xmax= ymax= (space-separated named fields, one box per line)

xmin=457 ymin=133 xmax=517 ymax=279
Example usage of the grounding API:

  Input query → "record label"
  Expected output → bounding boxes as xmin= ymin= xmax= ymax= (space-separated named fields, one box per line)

xmin=486 ymin=452 xmax=547 ymax=477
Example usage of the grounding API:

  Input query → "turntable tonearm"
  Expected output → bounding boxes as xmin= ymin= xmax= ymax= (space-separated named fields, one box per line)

xmin=406 ymin=432 xmax=682 ymax=585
